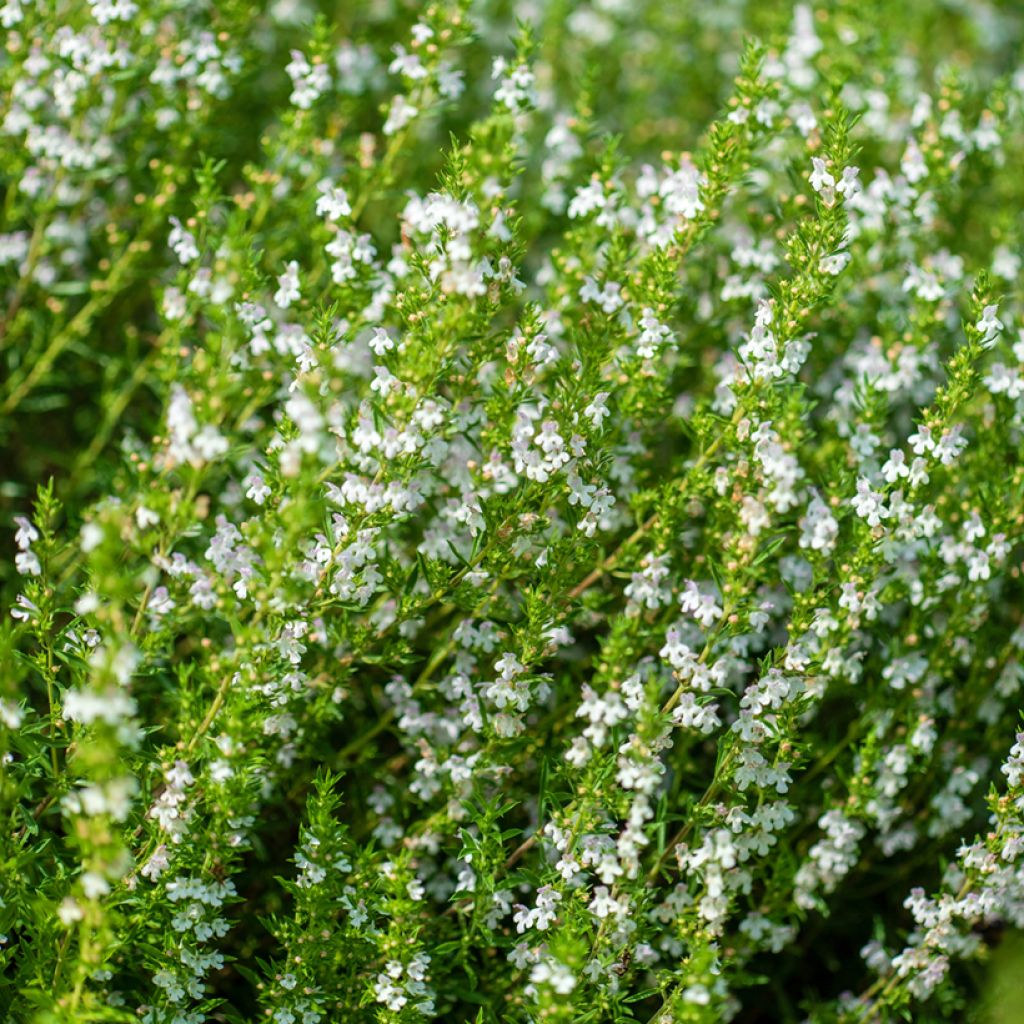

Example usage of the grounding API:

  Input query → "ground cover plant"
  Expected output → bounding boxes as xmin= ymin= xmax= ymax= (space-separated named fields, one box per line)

xmin=3 ymin=1 xmax=1024 ymax=1021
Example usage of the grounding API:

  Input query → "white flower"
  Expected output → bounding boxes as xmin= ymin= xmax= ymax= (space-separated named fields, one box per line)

xmin=15 ymin=550 xmax=40 ymax=576
xmin=57 ymin=897 xmax=84 ymax=925
xmin=13 ymin=516 xmax=38 ymax=549
xmin=851 ymin=478 xmax=888 ymax=527
xmin=836 ymin=166 xmax=861 ymax=197
xmin=383 ymin=94 xmax=418 ymax=135
xmin=809 ymin=157 xmax=835 ymax=193
xmin=315 ymin=181 xmax=351 ymax=220
xmin=245 ymin=474 xmax=272 ymax=504
xmin=820 ymin=252 xmax=851 ymax=275
xmin=975 ymin=303 xmax=1003 ymax=348
xmin=369 ymin=327 xmax=395 ymax=355
xmin=274 ymin=261 xmax=301 ymax=308
xmin=583 ymin=391 xmax=610 ymax=428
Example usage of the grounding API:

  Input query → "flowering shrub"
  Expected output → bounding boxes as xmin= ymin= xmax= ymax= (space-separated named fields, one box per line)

xmin=4 ymin=1 xmax=1024 ymax=1022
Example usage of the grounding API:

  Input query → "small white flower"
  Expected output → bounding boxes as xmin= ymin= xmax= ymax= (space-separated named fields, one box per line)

xmin=15 ymin=550 xmax=40 ymax=576
xmin=809 ymin=157 xmax=835 ymax=194
xmin=975 ymin=303 xmax=1003 ymax=348
xmin=274 ymin=261 xmax=301 ymax=308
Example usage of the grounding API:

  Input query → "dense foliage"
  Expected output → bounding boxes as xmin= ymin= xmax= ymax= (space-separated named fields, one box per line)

xmin=4 ymin=1 xmax=1024 ymax=1022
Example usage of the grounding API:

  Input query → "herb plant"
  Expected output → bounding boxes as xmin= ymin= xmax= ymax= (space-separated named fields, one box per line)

xmin=3 ymin=2 xmax=1024 ymax=1022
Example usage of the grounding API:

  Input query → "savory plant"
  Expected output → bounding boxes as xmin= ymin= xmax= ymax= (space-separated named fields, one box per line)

xmin=3 ymin=2 xmax=1024 ymax=1022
